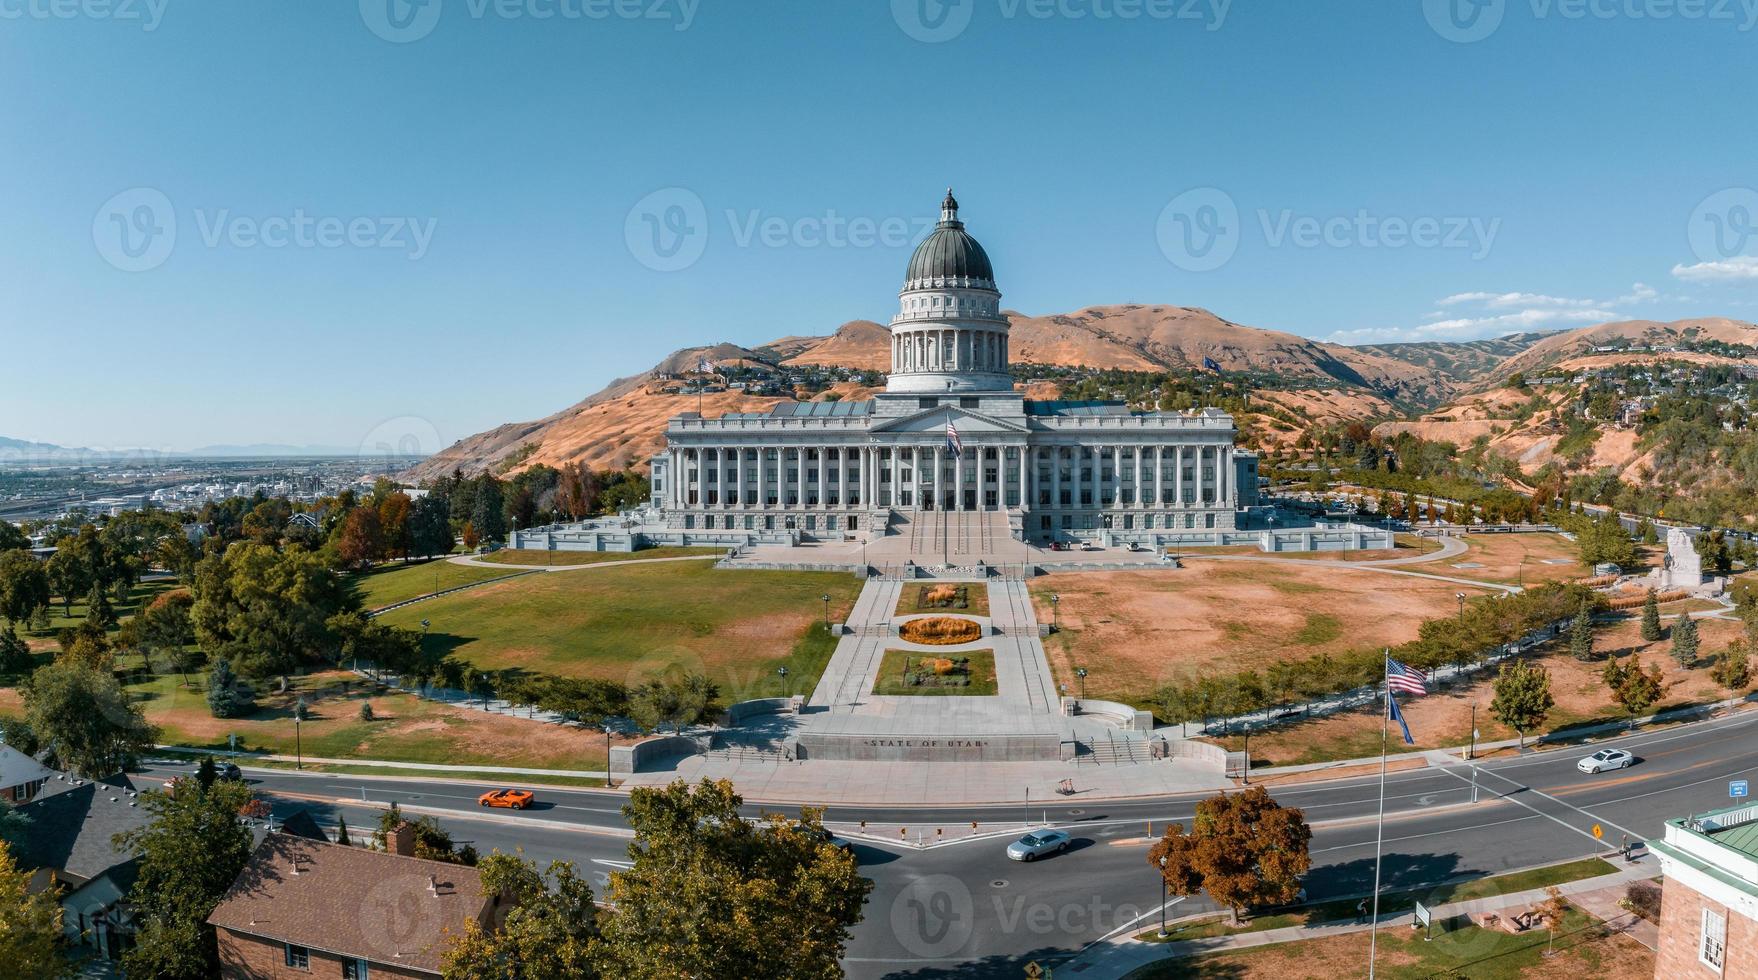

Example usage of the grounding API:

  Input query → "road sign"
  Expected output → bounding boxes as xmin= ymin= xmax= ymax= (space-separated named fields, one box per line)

xmin=1592 ymin=823 xmax=1604 ymax=840
xmin=1413 ymin=900 xmax=1433 ymax=941
xmin=1733 ymin=780 xmax=1750 ymax=800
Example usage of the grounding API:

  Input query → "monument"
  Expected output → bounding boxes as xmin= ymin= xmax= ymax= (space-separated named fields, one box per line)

xmin=1660 ymin=527 xmax=1707 ymax=591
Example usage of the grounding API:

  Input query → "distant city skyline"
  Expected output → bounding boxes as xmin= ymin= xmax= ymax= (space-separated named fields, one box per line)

xmin=4 ymin=2 xmax=1756 ymax=451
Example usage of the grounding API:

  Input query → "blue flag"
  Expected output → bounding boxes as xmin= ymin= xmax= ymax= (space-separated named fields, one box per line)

xmin=1387 ymin=690 xmax=1415 ymax=746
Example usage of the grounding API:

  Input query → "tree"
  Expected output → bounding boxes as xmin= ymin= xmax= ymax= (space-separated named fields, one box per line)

xmin=205 ymin=658 xmax=255 ymax=719
xmin=1490 ymin=660 xmax=1554 ymax=750
xmin=22 ymin=660 xmax=157 ymax=777
xmin=139 ymin=589 xmax=201 ymax=685
xmin=628 ymin=675 xmax=719 ymax=733
xmin=1699 ymin=531 xmax=1734 ymax=575
xmin=190 ymin=542 xmax=355 ymax=682
xmin=334 ymin=505 xmax=385 ymax=570
xmin=1147 ymin=785 xmax=1312 ymax=925
xmin=0 ymin=625 xmax=32 ymax=677
xmin=1569 ymin=596 xmax=1595 ymax=661
xmin=1575 ymin=514 xmax=1636 ymax=570
xmin=471 ymin=477 xmax=507 ymax=545
xmin=408 ymin=493 xmax=455 ymax=558
xmin=1711 ymin=644 xmax=1751 ymax=699
xmin=334 ymin=812 xmax=351 ymax=846
xmin=374 ymin=803 xmax=478 ymax=865
xmin=84 ymin=579 xmax=117 ymax=631
xmin=196 ymin=755 xmax=218 ymax=793
xmin=379 ymin=491 xmax=413 ymax=562
xmin=118 ymin=778 xmax=256 ymax=980
xmin=0 ymin=521 xmax=27 ymax=552
xmin=0 ymin=839 xmax=69 ymax=978
xmin=1602 ymin=654 xmax=1663 ymax=723
xmin=1672 ymin=614 xmax=1700 ymax=668
xmin=44 ymin=548 xmax=88 ymax=614
xmin=1640 ymin=589 xmax=1662 ymax=642
xmin=0 ymin=549 xmax=50 ymax=625
xmin=593 ymin=780 xmax=869 ymax=980
xmin=441 ymin=854 xmax=600 ymax=979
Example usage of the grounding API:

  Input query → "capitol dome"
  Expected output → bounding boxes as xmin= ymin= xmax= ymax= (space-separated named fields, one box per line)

xmin=904 ymin=190 xmax=995 ymax=288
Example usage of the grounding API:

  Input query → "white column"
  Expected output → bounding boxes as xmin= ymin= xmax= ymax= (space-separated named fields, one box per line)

xmin=841 ymin=448 xmax=851 ymax=510
xmin=1153 ymin=447 xmax=1163 ymax=509
xmin=1051 ymin=448 xmax=1062 ymax=514
xmin=1175 ymin=446 xmax=1185 ymax=507
xmin=1219 ymin=445 xmax=1231 ymax=509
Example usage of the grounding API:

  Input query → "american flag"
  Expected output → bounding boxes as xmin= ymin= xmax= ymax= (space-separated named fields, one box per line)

xmin=1387 ymin=658 xmax=1429 ymax=697
xmin=946 ymin=419 xmax=962 ymax=455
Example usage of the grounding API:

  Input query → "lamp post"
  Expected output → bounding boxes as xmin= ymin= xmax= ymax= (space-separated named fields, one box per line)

xmin=1468 ymin=703 xmax=1477 ymax=761
xmin=777 ymin=665 xmax=790 ymax=697
xmin=1456 ymin=592 xmax=1466 ymax=619
xmin=294 ymin=716 xmax=302 ymax=771
xmin=1157 ymin=855 xmax=1170 ymax=938
xmin=821 ymin=593 xmax=831 ymax=630
xmin=1075 ymin=667 xmax=1088 ymax=700
xmin=1051 ymin=593 xmax=1060 ymax=632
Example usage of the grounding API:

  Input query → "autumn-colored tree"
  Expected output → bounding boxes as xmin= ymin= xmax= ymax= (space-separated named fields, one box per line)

xmin=139 ymin=588 xmax=201 ymax=685
xmin=0 ymin=839 xmax=69 ymax=978
xmin=1711 ymin=643 xmax=1751 ymax=700
xmin=334 ymin=506 xmax=385 ymax=570
xmin=379 ymin=491 xmax=413 ymax=563
xmin=1603 ymin=654 xmax=1664 ymax=723
xmin=1148 ymin=785 xmax=1312 ymax=924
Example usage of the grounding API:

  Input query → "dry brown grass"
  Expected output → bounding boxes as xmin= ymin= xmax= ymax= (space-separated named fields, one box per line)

xmin=899 ymin=617 xmax=983 ymax=645
xmin=1032 ymin=563 xmax=1479 ymax=704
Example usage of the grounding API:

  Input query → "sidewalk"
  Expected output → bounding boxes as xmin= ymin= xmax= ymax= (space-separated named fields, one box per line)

xmin=1067 ymin=861 xmax=1658 ymax=976
xmin=153 ymin=746 xmax=609 ymax=780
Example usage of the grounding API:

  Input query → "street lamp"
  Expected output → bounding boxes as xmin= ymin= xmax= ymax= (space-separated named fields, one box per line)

xmin=1157 ymin=855 xmax=1170 ymax=938
xmin=1074 ymin=667 xmax=1088 ymax=700
xmin=603 ymin=723 xmax=616 ymax=788
xmin=821 ymin=593 xmax=831 ymax=630
xmin=1455 ymin=592 xmax=1466 ymax=619
xmin=1051 ymin=593 xmax=1060 ymax=632
xmin=777 ymin=665 xmax=790 ymax=697
xmin=294 ymin=716 xmax=302 ymax=771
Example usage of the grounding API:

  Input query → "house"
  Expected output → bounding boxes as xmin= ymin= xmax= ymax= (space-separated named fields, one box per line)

xmin=0 ymin=742 xmax=56 ymax=803
xmin=1648 ymin=803 xmax=1758 ymax=977
xmin=208 ymin=831 xmax=494 ymax=978
xmin=9 ymin=772 xmax=157 ymax=964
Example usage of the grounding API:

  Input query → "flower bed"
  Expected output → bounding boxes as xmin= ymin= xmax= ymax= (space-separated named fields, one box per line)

xmin=873 ymin=649 xmax=998 ymax=696
xmin=897 ymin=583 xmax=989 ymax=617
xmin=898 ymin=616 xmax=983 ymax=645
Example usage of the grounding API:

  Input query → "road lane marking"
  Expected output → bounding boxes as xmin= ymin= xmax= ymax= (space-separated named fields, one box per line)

xmin=1433 ymin=764 xmax=1637 ymax=845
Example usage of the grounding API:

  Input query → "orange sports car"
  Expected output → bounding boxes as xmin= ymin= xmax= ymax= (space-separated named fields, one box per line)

xmin=477 ymin=789 xmax=535 ymax=810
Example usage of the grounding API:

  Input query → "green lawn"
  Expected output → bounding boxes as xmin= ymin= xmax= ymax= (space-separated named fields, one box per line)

xmin=477 ymin=546 xmax=725 ymax=566
xmin=1138 ymin=858 xmax=1618 ymax=944
xmin=374 ymin=562 xmax=862 ymax=702
xmin=872 ymin=649 xmax=998 ymax=696
xmin=1126 ymin=909 xmax=1633 ymax=979
xmin=348 ymin=560 xmax=525 ymax=611
xmin=895 ymin=582 xmax=991 ymax=617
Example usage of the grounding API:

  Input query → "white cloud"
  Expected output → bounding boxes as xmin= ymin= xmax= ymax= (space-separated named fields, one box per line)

xmin=1671 ymin=256 xmax=1758 ymax=282
xmin=1330 ymin=282 xmax=1654 ymax=345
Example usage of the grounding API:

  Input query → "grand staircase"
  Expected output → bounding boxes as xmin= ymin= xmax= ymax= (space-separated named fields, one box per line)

xmin=900 ymin=509 xmax=1013 ymax=558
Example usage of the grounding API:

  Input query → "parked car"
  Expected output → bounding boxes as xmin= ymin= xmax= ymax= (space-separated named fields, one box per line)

xmin=478 ymin=788 xmax=536 ymax=809
xmin=1006 ymin=829 xmax=1071 ymax=862
xmin=1577 ymin=749 xmax=1634 ymax=774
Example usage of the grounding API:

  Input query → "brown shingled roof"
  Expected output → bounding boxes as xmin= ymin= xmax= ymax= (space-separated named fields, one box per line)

xmin=206 ymin=834 xmax=490 ymax=975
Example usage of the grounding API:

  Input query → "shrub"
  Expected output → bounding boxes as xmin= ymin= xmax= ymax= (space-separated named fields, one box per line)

xmin=1622 ymin=881 xmax=1661 ymax=923
xmin=359 ymin=701 xmax=376 ymax=722
xmin=899 ymin=617 xmax=982 ymax=645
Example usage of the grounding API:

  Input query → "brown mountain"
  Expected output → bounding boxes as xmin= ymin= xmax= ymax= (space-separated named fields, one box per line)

xmin=400 ymin=305 xmax=1539 ymax=482
xmin=1489 ymin=317 xmax=1758 ymax=381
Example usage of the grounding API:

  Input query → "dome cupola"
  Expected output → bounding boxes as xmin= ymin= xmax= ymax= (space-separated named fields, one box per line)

xmin=903 ymin=188 xmax=996 ymax=289
xmin=887 ymin=189 xmax=1011 ymax=394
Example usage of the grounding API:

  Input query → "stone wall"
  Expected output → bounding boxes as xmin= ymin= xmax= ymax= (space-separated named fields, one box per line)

xmin=609 ymin=734 xmax=709 ymax=775
xmin=794 ymin=732 xmax=1068 ymax=762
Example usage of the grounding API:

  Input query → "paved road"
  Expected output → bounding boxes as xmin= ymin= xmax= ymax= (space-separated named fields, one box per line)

xmin=142 ymin=708 xmax=1758 ymax=979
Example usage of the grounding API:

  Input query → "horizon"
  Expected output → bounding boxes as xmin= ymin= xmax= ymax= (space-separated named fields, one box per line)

xmin=6 ymin=3 xmax=1758 ymax=451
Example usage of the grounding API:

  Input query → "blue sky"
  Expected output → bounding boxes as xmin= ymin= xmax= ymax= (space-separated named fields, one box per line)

xmin=4 ymin=0 xmax=1757 ymax=452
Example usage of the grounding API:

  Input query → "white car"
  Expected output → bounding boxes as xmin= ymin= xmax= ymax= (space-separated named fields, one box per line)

xmin=1006 ymin=830 xmax=1071 ymax=862
xmin=1577 ymin=749 xmax=1634 ymax=773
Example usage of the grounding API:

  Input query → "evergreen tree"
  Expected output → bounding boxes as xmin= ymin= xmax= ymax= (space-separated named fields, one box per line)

xmin=471 ymin=477 xmax=507 ymax=544
xmin=1569 ymin=597 xmax=1596 ymax=661
xmin=85 ymin=579 xmax=117 ymax=631
xmin=1640 ymin=590 xmax=1662 ymax=642
xmin=334 ymin=812 xmax=351 ymax=846
xmin=206 ymin=658 xmax=255 ymax=719
xmin=1672 ymin=614 xmax=1700 ymax=668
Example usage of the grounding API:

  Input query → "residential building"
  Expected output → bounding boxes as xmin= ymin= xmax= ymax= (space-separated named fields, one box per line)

xmin=9 ymin=772 xmax=157 ymax=964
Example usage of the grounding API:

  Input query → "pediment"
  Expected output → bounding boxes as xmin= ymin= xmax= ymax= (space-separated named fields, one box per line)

xmin=868 ymin=405 xmax=1029 ymax=435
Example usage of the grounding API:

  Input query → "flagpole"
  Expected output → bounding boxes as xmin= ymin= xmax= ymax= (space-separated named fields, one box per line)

xmin=1368 ymin=648 xmax=1390 ymax=978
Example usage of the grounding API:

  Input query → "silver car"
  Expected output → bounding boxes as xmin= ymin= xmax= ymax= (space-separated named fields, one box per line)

xmin=1006 ymin=830 xmax=1071 ymax=862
